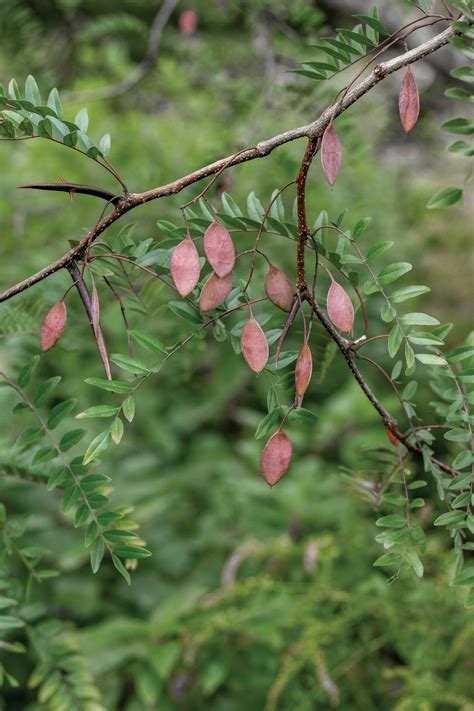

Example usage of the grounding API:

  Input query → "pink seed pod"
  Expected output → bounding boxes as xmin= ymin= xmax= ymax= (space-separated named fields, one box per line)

xmin=241 ymin=317 xmax=269 ymax=374
xmin=203 ymin=220 xmax=235 ymax=278
xmin=321 ymin=124 xmax=342 ymax=187
xmin=386 ymin=427 xmax=399 ymax=447
xmin=265 ymin=264 xmax=294 ymax=312
xmin=295 ymin=343 xmax=313 ymax=406
xmin=399 ymin=67 xmax=420 ymax=133
xmin=179 ymin=9 xmax=198 ymax=35
xmin=170 ymin=234 xmax=201 ymax=297
xmin=260 ymin=430 xmax=292 ymax=487
xmin=327 ymin=277 xmax=354 ymax=333
xmin=199 ymin=272 xmax=232 ymax=311
xmin=40 ymin=300 xmax=67 ymax=352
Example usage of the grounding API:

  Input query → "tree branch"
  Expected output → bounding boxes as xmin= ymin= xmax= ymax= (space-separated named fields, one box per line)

xmin=296 ymin=137 xmax=319 ymax=290
xmin=0 ymin=20 xmax=457 ymax=306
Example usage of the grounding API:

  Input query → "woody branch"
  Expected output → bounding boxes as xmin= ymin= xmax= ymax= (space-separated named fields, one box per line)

xmin=0 ymin=19 xmax=458 ymax=304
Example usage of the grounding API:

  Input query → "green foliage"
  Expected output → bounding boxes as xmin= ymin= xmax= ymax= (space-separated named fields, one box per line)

xmin=0 ymin=2 xmax=472 ymax=708
xmin=295 ymin=7 xmax=389 ymax=82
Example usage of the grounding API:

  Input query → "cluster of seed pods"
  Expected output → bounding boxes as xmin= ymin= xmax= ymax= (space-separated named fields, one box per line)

xmin=36 ymin=61 xmax=421 ymax=490
xmin=169 ymin=217 xmax=357 ymax=487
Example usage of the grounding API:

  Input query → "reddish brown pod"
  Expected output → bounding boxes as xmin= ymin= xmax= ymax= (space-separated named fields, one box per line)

xmin=295 ymin=343 xmax=313 ymax=406
xmin=265 ymin=264 xmax=294 ymax=312
xmin=170 ymin=234 xmax=201 ymax=297
xmin=399 ymin=67 xmax=420 ymax=133
xmin=327 ymin=277 xmax=354 ymax=333
xmin=241 ymin=317 xmax=269 ymax=374
xmin=40 ymin=300 xmax=67 ymax=352
xmin=199 ymin=272 xmax=232 ymax=312
xmin=321 ymin=124 xmax=342 ymax=187
xmin=260 ymin=430 xmax=292 ymax=486
xmin=386 ymin=426 xmax=399 ymax=447
xmin=203 ymin=220 xmax=235 ymax=278
xmin=179 ymin=9 xmax=198 ymax=35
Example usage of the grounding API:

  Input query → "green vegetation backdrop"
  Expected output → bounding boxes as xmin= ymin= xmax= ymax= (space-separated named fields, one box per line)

xmin=0 ymin=1 xmax=472 ymax=709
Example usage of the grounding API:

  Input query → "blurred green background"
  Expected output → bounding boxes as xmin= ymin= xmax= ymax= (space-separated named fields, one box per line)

xmin=0 ymin=1 xmax=472 ymax=709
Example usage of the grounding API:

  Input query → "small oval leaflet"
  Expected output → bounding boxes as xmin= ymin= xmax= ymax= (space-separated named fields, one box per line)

xmin=203 ymin=219 xmax=235 ymax=277
xmin=260 ymin=430 xmax=292 ymax=486
xmin=199 ymin=272 xmax=232 ymax=312
xmin=170 ymin=234 xmax=201 ymax=297
xmin=295 ymin=343 xmax=313 ymax=406
xmin=241 ymin=317 xmax=269 ymax=374
xmin=399 ymin=67 xmax=420 ymax=133
xmin=265 ymin=265 xmax=294 ymax=312
xmin=321 ymin=124 xmax=342 ymax=187
xmin=327 ymin=277 xmax=354 ymax=333
xmin=40 ymin=300 xmax=67 ymax=352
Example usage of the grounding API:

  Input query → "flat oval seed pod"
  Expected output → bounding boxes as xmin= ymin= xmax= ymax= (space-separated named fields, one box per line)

xmin=265 ymin=264 xmax=294 ymax=312
xmin=295 ymin=343 xmax=313 ymax=406
xmin=399 ymin=67 xmax=420 ymax=133
xmin=327 ymin=278 xmax=354 ymax=333
xmin=203 ymin=220 xmax=235 ymax=277
xmin=386 ymin=426 xmax=399 ymax=447
xmin=41 ymin=300 xmax=67 ymax=352
xmin=321 ymin=124 xmax=342 ymax=187
xmin=260 ymin=430 xmax=292 ymax=487
xmin=241 ymin=317 xmax=269 ymax=374
xmin=170 ymin=235 xmax=201 ymax=297
xmin=199 ymin=272 xmax=232 ymax=311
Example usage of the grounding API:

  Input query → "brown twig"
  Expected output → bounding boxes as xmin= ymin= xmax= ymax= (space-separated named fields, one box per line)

xmin=296 ymin=137 xmax=319 ymax=290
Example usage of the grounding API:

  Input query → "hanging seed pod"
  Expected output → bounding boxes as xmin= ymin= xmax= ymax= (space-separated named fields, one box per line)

xmin=203 ymin=219 xmax=235 ymax=277
xmin=295 ymin=343 xmax=313 ymax=406
xmin=321 ymin=124 xmax=342 ymax=187
xmin=265 ymin=264 xmax=294 ymax=312
xmin=170 ymin=234 xmax=201 ymax=297
xmin=399 ymin=67 xmax=420 ymax=133
xmin=241 ymin=317 xmax=269 ymax=374
xmin=199 ymin=272 xmax=232 ymax=311
xmin=327 ymin=277 xmax=354 ymax=333
xmin=386 ymin=426 xmax=399 ymax=447
xmin=260 ymin=430 xmax=292 ymax=487
xmin=40 ymin=300 xmax=67 ymax=352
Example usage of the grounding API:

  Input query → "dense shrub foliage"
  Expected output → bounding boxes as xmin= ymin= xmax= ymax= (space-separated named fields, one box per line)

xmin=0 ymin=1 xmax=472 ymax=708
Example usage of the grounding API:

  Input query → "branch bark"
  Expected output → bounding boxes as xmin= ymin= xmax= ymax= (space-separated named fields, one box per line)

xmin=296 ymin=137 xmax=319 ymax=290
xmin=0 ymin=19 xmax=457 ymax=305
